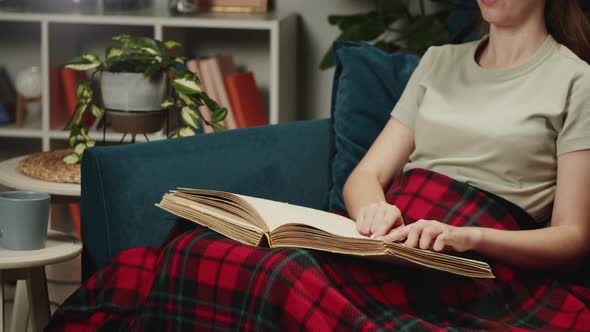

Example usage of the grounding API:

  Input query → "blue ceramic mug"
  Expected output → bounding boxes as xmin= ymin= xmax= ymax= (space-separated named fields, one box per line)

xmin=0 ymin=191 xmax=50 ymax=250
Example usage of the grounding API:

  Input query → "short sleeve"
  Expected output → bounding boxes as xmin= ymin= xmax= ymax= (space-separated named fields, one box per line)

xmin=391 ymin=47 xmax=436 ymax=129
xmin=556 ymin=71 xmax=590 ymax=156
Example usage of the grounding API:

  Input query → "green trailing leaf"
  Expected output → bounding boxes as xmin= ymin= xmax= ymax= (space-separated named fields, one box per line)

xmin=201 ymin=94 xmax=220 ymax=111
xmin=75 ymin=81 xmax=93 ymax=101
xmin=212 ymin=123 xmax=226 ymax=132
xmin=178 ymin=126 xmax=196 ymax=137
xmin=160 ymin=97 xmax=176 ymax=109
xmin=173 ymin=77 xmax=202 ymax=95
xmin=74 ymin=142 xmax=87 ymax=155
xmin=126 ymin=36 xmax=162 ymax=56
xmin=86 ymin=140 xmax=96 ymax=148
xmin=65 ymin=54 xmax=102 ymax=71
xmin=181 ymin=106 xmax=201 ymax=130
xmin=164 ymin=40 xmax=182 ymax=49
xmin=177 ymin=92 xmax=196 ymax=106
xmin=112 ymin=34 xmax=131 ymax=44
xmin=68 ymin=131 xmax=78 ymax=147
xmin=71 ymin=103 xmax=87 ymax=127
xmin=63 ymin=153 xmax=80 ymax=165
xmin=79 ymin=127 xmax=90 ymax=141
xmin=91 ymin=104 xmax=102 ymax=118
xmin=143 ymin=62 xmax=161 ymax=78
xmin=211 ymin=107 xmax=228 ymax=124
xmin=106 ymin=46 xmax=124 ymax=60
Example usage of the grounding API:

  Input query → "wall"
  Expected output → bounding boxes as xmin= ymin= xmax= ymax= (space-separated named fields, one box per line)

xmin=275 ymin=0 xmax=374 ymax=120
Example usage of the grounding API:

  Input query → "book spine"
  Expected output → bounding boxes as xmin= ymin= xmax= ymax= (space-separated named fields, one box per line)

xmin=224 ymin=71 xmax=267 ymax=128
xmin=50 ymin=68 xmax=66 ymax=129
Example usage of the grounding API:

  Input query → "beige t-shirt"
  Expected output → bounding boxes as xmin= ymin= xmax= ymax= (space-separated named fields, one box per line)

xmin=392 ymin=35 xmax=590 ymax=222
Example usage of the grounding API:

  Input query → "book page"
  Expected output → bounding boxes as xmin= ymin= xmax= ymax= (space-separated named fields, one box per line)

xmin=236 ymin=195 xmax=367 ymax=240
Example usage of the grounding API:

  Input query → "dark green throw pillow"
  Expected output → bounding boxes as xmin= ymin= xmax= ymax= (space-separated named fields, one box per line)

xmin=328 ymin=41 xmax=420 ymax=213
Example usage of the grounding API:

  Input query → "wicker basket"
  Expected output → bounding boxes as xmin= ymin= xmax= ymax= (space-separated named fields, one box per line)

xmin=19 ymin=150 xmax=81 ymax=184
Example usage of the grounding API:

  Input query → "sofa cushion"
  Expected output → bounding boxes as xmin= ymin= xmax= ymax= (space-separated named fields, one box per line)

xmin=328 ymin=41 xmax=419 ymax=213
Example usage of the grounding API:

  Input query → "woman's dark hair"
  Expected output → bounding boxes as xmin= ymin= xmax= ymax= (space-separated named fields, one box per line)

xmin=545 ymin=0 xmax=590 ymax=64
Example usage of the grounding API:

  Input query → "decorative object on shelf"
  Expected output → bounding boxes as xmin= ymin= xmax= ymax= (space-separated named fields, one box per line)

xmin=320 ymin=0 xmax=482 ymax=69
xmin=63 ymin=34 xmax=228 ymax=164
xmin=19 ymin=149 xmax=81 ymax=184
xmin=14 ymin=66 xmax=43 ymax=128
xmin=169 ymin=0 xmax=197 ymax=13
xmin=16 ymin=66 xmax=42 ymax=98
xmin=197 ymin=0 xmax=268 ymax=13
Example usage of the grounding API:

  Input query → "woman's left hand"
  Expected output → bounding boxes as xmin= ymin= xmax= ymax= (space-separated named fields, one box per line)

xmin=377 ymin=219 xmax=482 ymax=253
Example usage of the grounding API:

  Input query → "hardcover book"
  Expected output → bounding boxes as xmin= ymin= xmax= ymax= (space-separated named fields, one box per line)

xmin=157 ymin=188 xmax=494 ymax=279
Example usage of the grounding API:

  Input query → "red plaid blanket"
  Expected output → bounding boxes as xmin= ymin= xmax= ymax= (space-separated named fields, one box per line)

xmin=47 ymin=169 xmax=590 ymax=331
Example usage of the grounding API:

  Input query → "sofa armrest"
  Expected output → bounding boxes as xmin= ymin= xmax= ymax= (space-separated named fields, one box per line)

xmin=81 ymin=119 xmax=333 ymax=280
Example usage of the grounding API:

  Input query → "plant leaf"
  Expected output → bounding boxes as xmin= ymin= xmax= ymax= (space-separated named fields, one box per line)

xmin=91 ymin=104 xmax=102 ymax=118
xmin=126 ymin=36 xmax=162 ymax=56
xmin=212 ymin=123 xmax=226 ymax=132
xmin=75 ymin=81 xmax=93 ymax=101
xmin=106 ymin=46 xmax=124 ymax=60
xmin=211 ymin=107 xmax=228 ymax=124
xmin=177 ymin=92 xmax=196 ymax=106
xmin=65 ymin=54 xmax=102 ymax=71
xmin=164 ymin=40 xmax=182 ymax=49
xmin=181 ymin=106 xmax=201 ymax=130
xmin=79 ymin=127 xmax=90 ymax=141
xmin=173 ymin=77 xmax=202 ymax=95
xmin=74 ymin=142 xmax=87 ymax=155
xmin=160 ymin=96 xmax=176 ymax=109
xmin=63 ymin=153 xmax=80 ymax=165
xmin=178 ymin=126 xmax=196 ymax=137
xmin=143 ymin=62 xmax=161 ymax=78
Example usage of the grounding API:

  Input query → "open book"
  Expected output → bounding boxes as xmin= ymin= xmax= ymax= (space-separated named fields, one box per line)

xmin=156 ymin=189 xmax=494 ymax=278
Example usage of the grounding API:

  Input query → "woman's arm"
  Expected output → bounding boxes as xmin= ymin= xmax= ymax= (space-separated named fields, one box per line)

xmin=381 ymin=150 xmax=590 ymax=269
xmin=343 ymin=117 xmax=414 ymax=237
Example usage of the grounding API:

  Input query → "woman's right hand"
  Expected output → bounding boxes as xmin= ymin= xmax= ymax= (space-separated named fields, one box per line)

xmin=355 ymin=202 xmax=404 ymax=239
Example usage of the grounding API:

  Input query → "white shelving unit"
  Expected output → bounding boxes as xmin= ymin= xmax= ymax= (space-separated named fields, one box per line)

xmin=0 ymin=4 xmax=297 ymax=159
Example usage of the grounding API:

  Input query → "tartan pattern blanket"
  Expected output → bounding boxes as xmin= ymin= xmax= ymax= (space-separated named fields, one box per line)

xmin=47 ymin=168 xmax=590 ymax=331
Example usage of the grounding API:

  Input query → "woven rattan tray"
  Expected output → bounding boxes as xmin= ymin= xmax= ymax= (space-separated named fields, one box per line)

xmin=19 ymin=150 xmax=81 ymax=184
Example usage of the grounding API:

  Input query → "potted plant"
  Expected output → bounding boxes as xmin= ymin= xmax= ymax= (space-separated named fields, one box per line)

xmin=62 ymin=34 xmax=228 ymax=164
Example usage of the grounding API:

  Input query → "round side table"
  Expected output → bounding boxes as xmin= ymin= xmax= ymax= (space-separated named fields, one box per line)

xmin=0 ymin=231 xmax=81 ymax=332
xmin=0 ymin=155 xmax=82 ymax=332
xmin=0 ymin=156 xmax=80 ymax=199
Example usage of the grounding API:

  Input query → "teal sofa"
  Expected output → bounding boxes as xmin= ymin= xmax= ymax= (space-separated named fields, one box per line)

xmin=80 ymin=119 xmax=333 ymax=280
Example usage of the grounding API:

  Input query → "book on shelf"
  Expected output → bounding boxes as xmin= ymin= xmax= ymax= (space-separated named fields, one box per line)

xmin=199 ymin=55 xmax=238 ymax=130
xmin=224 ymin=71 xmax=267 ymax=128
xmin=50 ymin=68 xmax=67 ymax=129
xmin=157 ymin=188 xmax=494 ymax=279
xmin=197 ymin=0 xmax=268 ymax=13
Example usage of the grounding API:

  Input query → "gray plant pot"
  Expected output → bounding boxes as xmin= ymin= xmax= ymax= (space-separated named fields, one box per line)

xmin=100 ymin=72 xmax=168 ymax=134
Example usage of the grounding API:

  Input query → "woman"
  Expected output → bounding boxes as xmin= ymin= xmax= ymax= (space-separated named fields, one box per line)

xmin=48 ymin=1 xmax=590 ymax=331
xmin=345 ymin=0 xmax=590 ymax=269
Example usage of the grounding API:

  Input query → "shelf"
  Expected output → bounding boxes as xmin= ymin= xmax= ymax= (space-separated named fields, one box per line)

xmin=0 ymin=6 xmax=297 ymax=158
xmin=0 ymin=123 xmax=44 ymax=138
xmin=0 ymin=5 xmax=289 ymax=30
